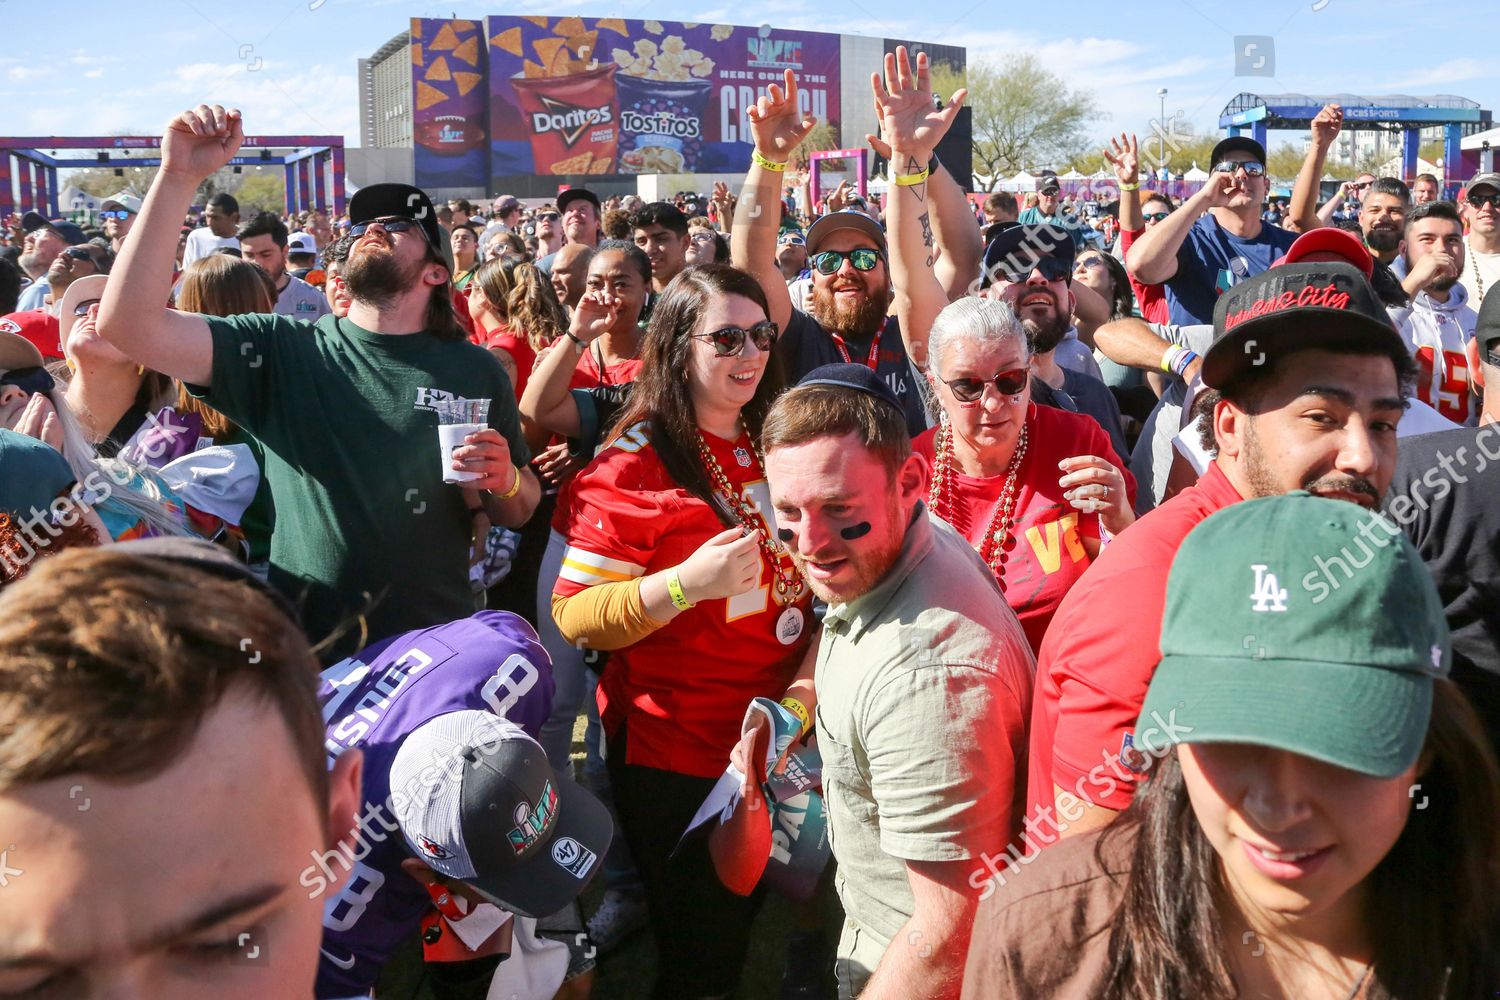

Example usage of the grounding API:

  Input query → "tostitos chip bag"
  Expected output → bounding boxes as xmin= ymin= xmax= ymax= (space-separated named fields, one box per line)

xmin=513 ymin=63 xmax=619 ymax=175
xmin=616 ymin=75 xmax=712 ymax=174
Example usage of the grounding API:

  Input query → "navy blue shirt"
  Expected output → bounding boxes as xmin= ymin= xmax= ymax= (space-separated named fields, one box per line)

xmin=778 ymin=309 xmax=929 ymax=436
xmin=1164 ymin=214 xmax=1297 ymax=326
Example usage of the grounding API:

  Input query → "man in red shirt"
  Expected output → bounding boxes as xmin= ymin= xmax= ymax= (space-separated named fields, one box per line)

xmin=1015 ymin=259 xmax=1418 ymax=862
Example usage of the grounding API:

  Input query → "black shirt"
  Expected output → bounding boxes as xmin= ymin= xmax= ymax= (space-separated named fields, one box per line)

xmin=778 ymin=309 xmax=930 ymax=436
xmin=1385 ymin=424 xmax=1500 ymax=751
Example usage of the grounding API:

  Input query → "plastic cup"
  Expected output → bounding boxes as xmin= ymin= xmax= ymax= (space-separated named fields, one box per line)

xmin=435 ymin=397 xmax=491 ymax=484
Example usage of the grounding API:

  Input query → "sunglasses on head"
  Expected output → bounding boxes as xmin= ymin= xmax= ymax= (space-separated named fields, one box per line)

xmin=939 ymin=367 xmax=1029 ymax=403
xmin=1212 ymin=160 xmax=1266 ymax=177
xmin=691 ymin=320 xmax=779 ymax=357
xmin=991 ymin=254 xmax=1071 ymax=284
xmin=1142 ymin=211 xmax=1170 ymax=223
xmin=350 ymin=216 xmax=428 ymax=242
xmin=1468 ymin=192 xmax=1500 ymax=209
xmin=810 ymin=248 xmax=881 ymax=275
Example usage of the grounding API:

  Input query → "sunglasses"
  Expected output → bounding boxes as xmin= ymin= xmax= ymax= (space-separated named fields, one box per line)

xmin=73 ymin=297 xmax=101 ymax=317
xmin=691 ymin=320 xmax=779 ymax=357
xmin=810 ymin=248 xmax=881 ymax=275
xmin=1468 ymin=192 xmax=1500 ymax=209
xmin=99 ymin=210 xmax=132 ymax=220
xmin=1075 ymin=255 xmax=1107 ymax=271
xmin=939 ymin=367 xmax=1029 ymax=403
xmin=1142 ymin=211 xmax=1170 ymax=223
xmin=1212 ymin=160 xmax=1267 ymax=177
xmin=689 ymin=230 xmax=717 ymax=243
xmin=61 ymin=246 xmax=95 ymax=263
xmin=350 ymin=216 xmax=429 ymax=243
xmin=538 ymin=212 xmax=560 ymax=222
xmin=1350 ymin=179 xmax=1373 ymax=190
xmin=991 ymin=254 xmax=1071 ymax=284
xmin=778 ymin=234 xmax=806 ymax=247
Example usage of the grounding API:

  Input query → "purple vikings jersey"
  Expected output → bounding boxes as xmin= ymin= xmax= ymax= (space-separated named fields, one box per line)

xmin=312 ymin=611 xmax=554 ymax=998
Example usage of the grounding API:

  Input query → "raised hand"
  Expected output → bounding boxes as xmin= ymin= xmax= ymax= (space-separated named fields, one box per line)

xmin=1198 ymin=170 xmax=1239 ymax=209
xmin=1311 ymin=104 xmax=1344 ymax=149
xmin=568 ymin=288 xmax=618 ymax=343
xmin=161 ymin=104 xmax=245 ymax=184
xmin=746 ymin=68 xmax=817 ymax=164
xmin=871 ymin=46 xmax=966 ymax=160
xmin=1103 ymin=133 xmax=1140 ymax=187
xmin=675 ymin=526 xmax=762 ymax=604
xmin=1058 ymin=454 xmax=1134 ymax=535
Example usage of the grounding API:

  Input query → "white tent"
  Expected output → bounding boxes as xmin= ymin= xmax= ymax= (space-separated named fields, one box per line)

xmin=1058 ymin=168 xmax=1086 ymax=180
xmin=1008 ymin=170 xmax=1038 ymax=192
xmin=1183 ymin=162 xmax=1210 ymax=182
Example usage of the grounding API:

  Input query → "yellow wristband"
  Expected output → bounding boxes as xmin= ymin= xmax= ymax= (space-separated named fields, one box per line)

xmin=494 ymin=464 xmax=522 ymax=500
xmin=751 ymin=149 xmax=787 ymax=172
xmin=666 ymin=570 xmax=695 ymax=611
xmin=779 ymin=696 xmax=811 ymax=735
xmin=1119 ymin=182 xmax=1140 ymax=191
xmin=1160 ymin=345 xmax=1182 ymax=374
xmin=893 ymin=167 xmax=930 ymax=187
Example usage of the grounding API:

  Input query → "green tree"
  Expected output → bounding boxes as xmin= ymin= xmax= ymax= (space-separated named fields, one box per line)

xmin=64 ymin=166 xmax=159 ymax=198
xmin=958 ymin=53 xmax=1098 ymax=179
xmin=233 ymin=172 xmax=287 ymax=216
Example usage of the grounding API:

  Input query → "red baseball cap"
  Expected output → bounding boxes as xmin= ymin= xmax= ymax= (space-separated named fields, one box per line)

xmin=0 ymin=311 xmax=62 ymax=361
xmin=1277 ymin=227 xmax=1373 ymax=279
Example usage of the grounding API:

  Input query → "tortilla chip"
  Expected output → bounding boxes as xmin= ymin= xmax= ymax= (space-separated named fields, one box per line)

xmin=522 ymin=59 xmax=547 ymax=79
xmin=588 ymin=154 xmax=612 ymax=174
xmin=411 ymin=42 xmax=424 ymax=66
xmin=531 ymin=37 xmax=567 ymax=70
xmin=453 ymin=71 xmax=483 ymax=96
xmin=452 ymin=35 xmax=479 ymax=66
xmin=565 ymin=30 xmax=597 ymax=56
xmin=550 ymin=153 xmax=593 ymax=174
xmin=428 ymin=22 xmax=460 ymax=51
xmin=426 ymin=56 xmax=451 ymax=82
xmin=415 ymin=80 xmax=447 ymax=112
xmin=521 ymin=16 xmax=549 ymax=26
xmin=490 ymin=26 xmax=522 ymax=55
xmin=548 ymin=46 xmax=576 ymax=77
xmin=552 ymin=16 xmax=585 ymax=38
xmin=594 ymin=17 xmax=627 ymax=35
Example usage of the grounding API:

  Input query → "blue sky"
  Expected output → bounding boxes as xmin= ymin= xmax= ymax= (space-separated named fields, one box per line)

xmin=1 ymin=0 xmax=1493 ymax=159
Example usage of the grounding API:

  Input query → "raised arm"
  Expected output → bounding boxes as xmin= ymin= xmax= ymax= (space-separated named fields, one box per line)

xmin=1125 ymin=173 xmax=1233 ymax=285
xmin=97 ymin=105 xmax=244 ymax=386
xmin=518 ymin=288 xmax=618 ymax=438
xmin=1093 ymin=316 xmax=1202 ymax=384
xmin=1103 ymin=134 xmax=1142 ymax=232
xmin=1289 ymin=104 xmax=1342 ymax=233
xmin=1316 ymin=181 xmax=1352 ymax=226
xmin=872 ymin=46 xmax=966 ymax=372
xmin=730 ymin=68 xmax=817 ymax=334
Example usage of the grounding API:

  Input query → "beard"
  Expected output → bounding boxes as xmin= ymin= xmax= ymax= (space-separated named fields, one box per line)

xmin=810 ymin=280 xmax=890 ymax=338
xmin=1022 ymin=310 xmax=1069 ymax=355
xmin=787 ymin=496 xmax=907 ymax=605
xmin=1430 ymin=273 xmax=1459 ymax=294
xmin=343 ymin=238 xmax=425 ymax=309
xmin=18 ymin=250 xmax=46 ymax=278
xmin=1365 ymin=226 xmax=1401 ymax=254
xmin=1242 ymin=418 xmax=1381 ymax=506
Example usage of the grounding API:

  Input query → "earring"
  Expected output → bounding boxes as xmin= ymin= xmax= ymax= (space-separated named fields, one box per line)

xmin=136 ymin=365 xmax=146 ymax=376
xmin=65 ymin=357 xmax=77 ymax=372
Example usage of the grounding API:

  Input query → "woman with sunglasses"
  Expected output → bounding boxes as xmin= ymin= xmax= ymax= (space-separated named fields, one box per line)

xmin=963 ymin=495 xmax=1500 ymax=1000
xmin=551 ymin=263 xmax=808 ymax=999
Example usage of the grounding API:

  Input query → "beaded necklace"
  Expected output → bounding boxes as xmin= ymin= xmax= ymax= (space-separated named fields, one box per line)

xmin=696 ymin=431 xmax=807 ymax=605
xmin=1468 ymin=236 xmax=1486 ymax=304
xmin=927 ymin=420 xmax=1029 ymax=580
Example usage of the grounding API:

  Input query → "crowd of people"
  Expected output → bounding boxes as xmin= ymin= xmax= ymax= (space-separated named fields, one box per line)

xmin=2 ymin=45 xmax=1500 ymax=1000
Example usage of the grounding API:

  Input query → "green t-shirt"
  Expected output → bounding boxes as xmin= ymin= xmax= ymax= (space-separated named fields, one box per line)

xmin=191 ymin=313 xmax=529 ymax=654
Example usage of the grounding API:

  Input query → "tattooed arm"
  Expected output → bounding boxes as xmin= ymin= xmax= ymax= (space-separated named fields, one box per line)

xmin=872 ymin=46 xmax=966 ymax=371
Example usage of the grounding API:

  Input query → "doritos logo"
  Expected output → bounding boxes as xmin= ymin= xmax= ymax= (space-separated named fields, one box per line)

xmin=506 ymin=780 xmax=559 ymax=855
xmin=418 ymin=836 xmax=454 ymax=860
xmin=531 ymin=98 xmax=613 ymax=148
xmin=1222 ymin=281 xmax=1352 ymax=331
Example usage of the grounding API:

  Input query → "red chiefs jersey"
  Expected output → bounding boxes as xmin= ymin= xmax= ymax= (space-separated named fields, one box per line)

xmin=915 ymin=404 xmax=1135 ymax=656
xmin=554 ymin=422 xmax=812 ymax=778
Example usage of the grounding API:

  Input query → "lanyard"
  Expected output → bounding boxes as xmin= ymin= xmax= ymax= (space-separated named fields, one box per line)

xmin=828 ymin=325 xmax=882 ymax=371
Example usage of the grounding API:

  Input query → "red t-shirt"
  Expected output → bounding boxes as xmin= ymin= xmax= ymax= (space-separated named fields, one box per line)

xmin=1118 ymin=227 xmax=1169 ymax=325
xmin=472 ymin=321 xmax=539 ymax=402
xmin=554 ymin=422 xmax=812 ymax=777
xmin=547 ymin=352 xmax=645 ymax=531
xmin=914 ymin=404 xmax=1135 ymax=656
xmin=1024 ymin=462 xmax=1243 ymax=839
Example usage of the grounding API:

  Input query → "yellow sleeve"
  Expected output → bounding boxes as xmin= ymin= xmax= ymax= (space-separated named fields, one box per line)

xmin=552 ymin=577 xmax=670 ymax=652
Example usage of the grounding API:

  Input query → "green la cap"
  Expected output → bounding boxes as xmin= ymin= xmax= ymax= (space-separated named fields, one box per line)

xmin=1135 ymin=492 xmax=1449 ymax=777
xmin=0 ymin=428 xmax=75 ymax=520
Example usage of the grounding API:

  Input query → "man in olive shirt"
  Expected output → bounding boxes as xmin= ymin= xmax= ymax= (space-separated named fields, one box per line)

xmin=98 ymin=103 xmax=539 ymax=655
xmin=761 ymin=365 xmax=1035 ymax=1000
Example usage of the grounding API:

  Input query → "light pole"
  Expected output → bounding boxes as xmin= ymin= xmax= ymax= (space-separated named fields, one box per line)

xmin=1157 ymin=88 xmax=1168 ymax=173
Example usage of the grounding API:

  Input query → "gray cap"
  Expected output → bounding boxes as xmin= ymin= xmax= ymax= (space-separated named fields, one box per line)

xmin=1465 ymin=172 xmax=1500 ymax=197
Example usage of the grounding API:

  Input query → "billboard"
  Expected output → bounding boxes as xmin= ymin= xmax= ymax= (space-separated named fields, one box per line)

xmin=482 ymin=17 xmax=841 ymax=183
xmin=410 ymin=18 xmax=490 ymax=190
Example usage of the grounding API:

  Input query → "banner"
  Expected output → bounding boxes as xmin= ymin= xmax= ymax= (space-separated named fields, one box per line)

xmin=410 ymin=18 xmax=490 ymax=190
xmin=484 ymin=17 xmax=842 ymax=182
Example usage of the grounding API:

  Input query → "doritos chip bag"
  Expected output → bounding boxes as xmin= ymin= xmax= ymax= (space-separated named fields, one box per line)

xmin=513 ymin=63 xmax=620 ymax=176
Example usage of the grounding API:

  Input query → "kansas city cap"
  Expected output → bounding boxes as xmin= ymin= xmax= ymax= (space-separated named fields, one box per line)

xmin=982 ymin=223 xmax=1075 ymax=286
xmin=1210 ymin=134 xmax=1267 ymax=167
xmin=1135 ymin=493 xmax=1449 ymax=777
xmin=348 ymin=183 xmax=442 ymax=252
xmin=1203 ymin=261 xmax=1406 ymax=390
xmin=1278 ymin=226 xmax=1373 ymax=278
xmin=389 ymin=710 xmax=613 ymax=918
xmin=0 ymin=312 xmax=62 ymax=361
xmin=805 ymin=209 xmax=886 ymax=255
xmin=797 ymin=363 xmax=902 ymax=415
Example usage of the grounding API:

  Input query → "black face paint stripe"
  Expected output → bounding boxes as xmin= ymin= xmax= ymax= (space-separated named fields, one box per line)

xmin=777 ymin=528 xmax=794 ymax=543
xmin=840 ymin=522 xmax=872 ymax=540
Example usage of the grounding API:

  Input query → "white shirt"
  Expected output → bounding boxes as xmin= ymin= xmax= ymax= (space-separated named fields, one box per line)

xmin=1459 ymin=239 xmax=1500 ymax=310
xmin=182 ymin=227 xmax=240 ymax=268
xmin=1389 ymin=283 xmax=1479 ymax=425
xmin=274 ymin=274 xmax=331 ymax=320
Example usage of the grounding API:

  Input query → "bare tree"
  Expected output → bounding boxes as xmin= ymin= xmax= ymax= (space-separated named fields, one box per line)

xmin=958 ymin=53 xmax=1098 ymax=179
